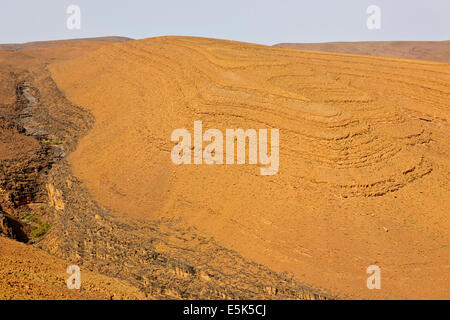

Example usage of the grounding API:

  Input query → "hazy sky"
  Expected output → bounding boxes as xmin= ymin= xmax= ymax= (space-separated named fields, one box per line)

xmin=1 ymin=0 xmax=449 ymax=44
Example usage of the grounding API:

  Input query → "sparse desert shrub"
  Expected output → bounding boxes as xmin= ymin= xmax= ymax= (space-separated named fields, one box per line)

xmin=31 ymin=222 xmax=51 ymax=239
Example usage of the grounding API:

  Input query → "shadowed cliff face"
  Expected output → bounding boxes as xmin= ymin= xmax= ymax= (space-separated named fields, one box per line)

xmin=49 ymin=36 xmax=450 ymax=299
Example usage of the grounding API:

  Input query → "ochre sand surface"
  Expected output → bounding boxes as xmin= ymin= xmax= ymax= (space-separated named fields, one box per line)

xmin=0 ymin=237 xmax=146 ymax=299
xmin=50 ymin=36 xmax=449 ymax=299
xmin=274 ymin=41 xmax=450 ymax=63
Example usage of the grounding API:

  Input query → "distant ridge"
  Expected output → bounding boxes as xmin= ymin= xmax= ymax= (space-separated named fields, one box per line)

xmin=274 ymin=41 xmax=450 ymax=63
xmin=0 ymin=36 xmax=133 ymax=50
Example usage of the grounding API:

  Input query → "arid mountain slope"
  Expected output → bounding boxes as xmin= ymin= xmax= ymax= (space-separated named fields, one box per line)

xmin=274 ymin=41 xmax=450 ymax=63
xmin=50 ymin=36 xmax=450 ymax=299
xmin=2 ymin=37 xmax=325 ymax=300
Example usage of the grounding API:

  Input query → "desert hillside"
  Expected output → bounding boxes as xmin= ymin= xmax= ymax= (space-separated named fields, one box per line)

xmin=1 ymin=37 xmax=326 ymax=300
xmin=49 ymin=36 xmax=450 ymax=299
xmin=274 ymin=41 xmax=450 ymax=63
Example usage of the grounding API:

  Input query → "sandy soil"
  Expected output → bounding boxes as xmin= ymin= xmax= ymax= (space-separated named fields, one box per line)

xmin=49 ymin=36 xmax=450 ymax=299
xmin=0 ymin=237 xmax=147 ymax=299
xmin=274 ymin=41 xmax=450 ymax=63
